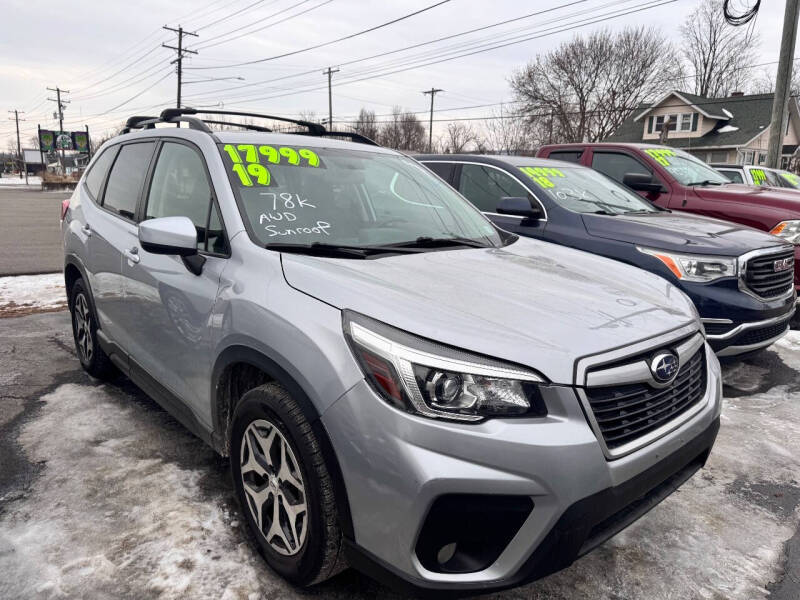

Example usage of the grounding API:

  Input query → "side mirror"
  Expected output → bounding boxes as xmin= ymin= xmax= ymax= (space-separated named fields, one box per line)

xmin=139 ymin=216 xmax=198 ymax=257
xmin=623 ymin=172 xmax=662 ymax=193
xmin=496 ymin=197 xmax=543 ymax=219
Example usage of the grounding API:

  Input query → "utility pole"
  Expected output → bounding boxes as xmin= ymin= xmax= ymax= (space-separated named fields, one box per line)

xmin=767 ymin=0 xmax=800 ymax=168
xmin=8 ymin=110 xmax=25 ymax=182
xmin=323 ymin=67 xmax=340 ymax=130
xmin=163 ymin=25 xmax=198 ymax=126
xmin=47 ymin=87 xmax=69 ymax=175
xmin=422 ymin=88 xmax=443 ymax=153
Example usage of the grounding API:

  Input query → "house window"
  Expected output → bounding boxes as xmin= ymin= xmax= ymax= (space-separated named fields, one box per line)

xmin=654 ymin=115 xmax=679 ymax=132
xmin=679 ymin=114 xmax=693 ymax=131
xmin=758 ymin=152 xmax=767 ymax=165
xmin=743 ymin=150 xmax=755 ymax=165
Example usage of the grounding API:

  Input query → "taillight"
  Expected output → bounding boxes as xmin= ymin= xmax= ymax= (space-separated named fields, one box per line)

xmin=60 ymin=198 xmax=70 ymax=221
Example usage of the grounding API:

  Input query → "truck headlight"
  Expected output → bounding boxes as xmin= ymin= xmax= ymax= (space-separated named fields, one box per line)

xmin=770 ymin=220 xmax=800 ymax=244
xmin=637 ymin=247 xmax=737 ymax=282
xmin=343 ymin=311 xmax=547 ymax=422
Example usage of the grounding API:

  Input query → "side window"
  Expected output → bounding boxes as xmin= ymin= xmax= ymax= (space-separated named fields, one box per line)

xmin=103 ymin=142 xmax=156 ymax=220
xmin=146 ymin=142 xmax=226 ymax=253
xmin=547 ymin=150 xmax=583 ymax=163
xmin=84 ymin=146 xmax=118 ymax=201
xmin=458 ymin=164 xmax=530 ymax=212
xmin=720 ymin=169 xmax=744 ymax=184
xmin=591 ymin=152 xmax=652 ymax=184
xmin=423 ymin=162 xmax=455 ymax=185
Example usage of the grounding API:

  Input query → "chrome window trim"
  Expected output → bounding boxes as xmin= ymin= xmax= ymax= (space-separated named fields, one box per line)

xmin=737 ymin=245 xmax=796 ymax=302
xmin=574 ymin=321 xmax=708 ymax=460
xmin=419 ymin=160 xmax=549 ymax=222
xmin=703 ymin=306 xmax=796 ymax=340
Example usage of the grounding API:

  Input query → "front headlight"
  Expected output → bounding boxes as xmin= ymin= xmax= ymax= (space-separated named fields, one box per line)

xmin=343 ymin=311 xmax=547 ymax=422
xmin=770 ymin=220 xmax=800 ymax=244
xmin=637 ymin=247 xmax=737 ymax=282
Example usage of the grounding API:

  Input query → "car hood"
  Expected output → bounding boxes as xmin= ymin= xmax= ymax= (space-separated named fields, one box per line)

xmin=693 ymin=184 xmax=800 ymax=217
xmin=280 ymin=238 xmax=698 ymax=385
xmin=581 ymin=211 xmax=785 ymax=255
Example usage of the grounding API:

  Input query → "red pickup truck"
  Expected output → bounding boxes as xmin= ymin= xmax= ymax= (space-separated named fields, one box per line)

xmin=536 ymin=143 xmax=800 ymax=305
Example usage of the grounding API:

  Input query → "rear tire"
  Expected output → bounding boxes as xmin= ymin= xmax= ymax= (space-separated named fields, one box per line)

xmin=230 ymin=383 xmax=345 ymax=586
xmin=69 ymin=278 xmax=117 ymax=380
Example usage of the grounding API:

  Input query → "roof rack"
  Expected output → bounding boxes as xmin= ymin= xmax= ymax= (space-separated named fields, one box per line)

xmin=121 ymin=107 xmax=378 ymax=146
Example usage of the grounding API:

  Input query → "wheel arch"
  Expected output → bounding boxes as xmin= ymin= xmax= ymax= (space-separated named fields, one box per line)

xmin=211 ymin=343 xmax=355 ymax=540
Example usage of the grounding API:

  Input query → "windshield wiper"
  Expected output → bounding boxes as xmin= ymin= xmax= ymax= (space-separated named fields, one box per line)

xmin=390 ymin=236 xmax=494 ymax=249
xmin=265 ymin=242 xmax=424 ymax=258
xmin=687 ymin=179 xmax=724 ymax=186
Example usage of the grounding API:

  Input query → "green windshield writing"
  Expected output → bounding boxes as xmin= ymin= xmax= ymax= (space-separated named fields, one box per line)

xmin=223 ymin=144 xmax=322 ymax=187
xmin=750 ymin=169 xmax=767 ymax=185
xmin=780 ymin=172 xmax=800 ymax=187
xmin=645 ymin=148 xmax=676 ymax=167
xmin=519 ymin=166 xmax=565 ymax=188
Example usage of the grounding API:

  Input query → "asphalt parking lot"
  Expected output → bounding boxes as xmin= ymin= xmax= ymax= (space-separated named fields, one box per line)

xmin=0 ymin=187 xmax=70 ymax=276
xmin=0 ymin=300 xmax=798 ymax=600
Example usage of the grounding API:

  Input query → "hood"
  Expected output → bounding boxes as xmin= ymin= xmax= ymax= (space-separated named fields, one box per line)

xmin=280 ymin=238 xmax=699 ymax=385
xmin=693 ymin=184 xmax=800 ymax=219
xmin=581 ymin=211 xmax=785 ymax=255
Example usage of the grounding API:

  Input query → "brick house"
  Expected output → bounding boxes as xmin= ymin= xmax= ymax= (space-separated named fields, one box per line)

xmin=605 ymin=90 xmax=800 ymax=168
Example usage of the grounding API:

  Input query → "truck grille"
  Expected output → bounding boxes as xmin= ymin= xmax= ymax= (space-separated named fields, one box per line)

xmin=734 ymin=318 xmax=791 ymax=346
xmin=584 ymin=347 xmax=706 ymax=451
xmin=743 ymin=249 xmax=795 ymax=299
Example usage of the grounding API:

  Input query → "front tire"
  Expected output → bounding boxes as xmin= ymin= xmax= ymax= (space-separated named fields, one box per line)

xmin=69 ymin=278 xmax=117 ymax=380
xmin=231 ymin=383 xmax=345 ymax=586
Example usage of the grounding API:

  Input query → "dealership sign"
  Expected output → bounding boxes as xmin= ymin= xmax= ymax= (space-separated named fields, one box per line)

xmin=39 ymin=129 xmax=90 ymax=153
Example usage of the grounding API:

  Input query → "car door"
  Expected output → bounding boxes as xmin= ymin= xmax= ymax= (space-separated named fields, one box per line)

xmin=455 ymin=162 xmax=547 ymax=236
xmin=85 ymin=141 xmax=156 ymax=355
xmin=119 ymin=139 xmax=228 ymax=425
xmin=589 ymin=150 xmax=671 ymax=209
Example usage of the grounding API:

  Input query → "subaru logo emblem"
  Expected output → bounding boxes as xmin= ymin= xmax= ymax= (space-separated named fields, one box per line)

xmin=650 ymin=352 xmax=679 ymax=384
xmin=773 ymin=258 xmax=792 ymax=272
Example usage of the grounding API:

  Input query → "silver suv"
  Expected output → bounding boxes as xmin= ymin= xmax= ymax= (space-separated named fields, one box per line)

xmin=62 ymin=109 xmax=722 ymax=594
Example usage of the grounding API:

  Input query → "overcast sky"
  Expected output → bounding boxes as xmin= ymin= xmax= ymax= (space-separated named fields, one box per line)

xmin=0 ymin=0 xmax=788 ymax=150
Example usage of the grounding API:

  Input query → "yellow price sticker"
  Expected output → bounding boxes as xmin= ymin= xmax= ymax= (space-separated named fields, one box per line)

xmin=750 ymin=169 xmax=767 ymax=185
xmin=223 ymin=144 xmax=323 ymax=187
xmin=519 ymin=166 xmax=565 ymax=188
xmin=780 ymin=172 xmax=800 ymax=187
xmin=645 ymin=148 xmax=676 ymax=167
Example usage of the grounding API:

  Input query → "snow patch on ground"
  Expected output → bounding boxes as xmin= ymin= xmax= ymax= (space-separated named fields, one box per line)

xmin=0 ymin=273 xmax=66 ymax=317
xmin=0 ymin=384 xmax=291 ymax=599
xmin=0 ymin=175 xmax=42 ymax=187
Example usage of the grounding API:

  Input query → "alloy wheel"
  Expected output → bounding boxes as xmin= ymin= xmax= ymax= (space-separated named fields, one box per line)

xmin=73 ymin=293 xmax=94 ymax=363
xmin=240 ymin=419 xmax=308 ymax=556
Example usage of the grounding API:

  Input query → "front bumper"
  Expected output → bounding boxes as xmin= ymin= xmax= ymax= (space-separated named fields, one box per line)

xmin=322 ymin=344 xmax=723 ymax=593
xmin=678 ymin=278 xmax=795 ymax=355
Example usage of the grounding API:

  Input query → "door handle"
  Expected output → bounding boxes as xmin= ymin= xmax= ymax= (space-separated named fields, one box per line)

xmin=125 ymin=247 xmax=140 ymax=264
xmin=82 ymin=224 xmax=92 ymax=237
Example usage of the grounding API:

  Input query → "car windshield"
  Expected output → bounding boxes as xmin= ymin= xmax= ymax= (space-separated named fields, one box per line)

xmin=777 ymin=169 xmax=800 ymax=189
xmin=218 ymin=142 xmax=503 ymax=249
xmin=517 ymin=165 xmax=659 ymax=215
xmin=643 ymin=148 xmax=730 ymax=186
xmin=749 ymin=167 xmax=784 ymax=187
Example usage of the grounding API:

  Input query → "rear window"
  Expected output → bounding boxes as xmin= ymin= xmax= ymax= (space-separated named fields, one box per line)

xmin=546 ymin=150 xmax=583 ymax=163
xmin=517 ymin=165 xmax=659 ymax=215
xmin=83 ymin=146 xmax=118 ymax=200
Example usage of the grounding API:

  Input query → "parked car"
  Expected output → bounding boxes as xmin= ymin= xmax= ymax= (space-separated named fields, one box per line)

xmin=417 ymin=154 xmax=796 ymax=356
xmin=62 ymin=109 xmax=722 ymax=595
xmin=711 ymin=163 xmax=800 ymax=190
xmin=536 ymin=143 xmax=800 ymax=317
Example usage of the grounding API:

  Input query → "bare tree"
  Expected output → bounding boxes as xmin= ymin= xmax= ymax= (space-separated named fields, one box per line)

xmin=378 ymin=107 xmax=425 ymax=151
xmin=510 ymin=27 xmax=682 ymax=143
xmin=438 ymin=122 xmax=477 ymax=153
xmin=680 ymin=0 xmax=759 ymax=97
xmin=352 ymin=108 xmax=380 ymax=142
xmin=481 ymin=105 xmax=534 ymax=155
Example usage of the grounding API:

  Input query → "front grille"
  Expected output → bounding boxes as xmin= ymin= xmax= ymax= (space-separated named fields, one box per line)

xmin=584 ymin=347 xmax=707 ymax=451
xmin=703 ymin=322 xmax=734 ymax=336
xmin=734 ymin=319 xmax=791 ymax=346
xmin=743 ymin=249 xmax=795 ymax=299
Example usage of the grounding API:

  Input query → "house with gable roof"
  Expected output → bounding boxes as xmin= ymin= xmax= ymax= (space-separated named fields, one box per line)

xmin=605 ymin=90 xmax=800 ymax=169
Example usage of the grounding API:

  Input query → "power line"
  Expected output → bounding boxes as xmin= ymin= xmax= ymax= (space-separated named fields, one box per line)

xmin=46 ymin=87 xmax=70 ymax=174
xmin=189 ymin=0 xmax=454 ymax=69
